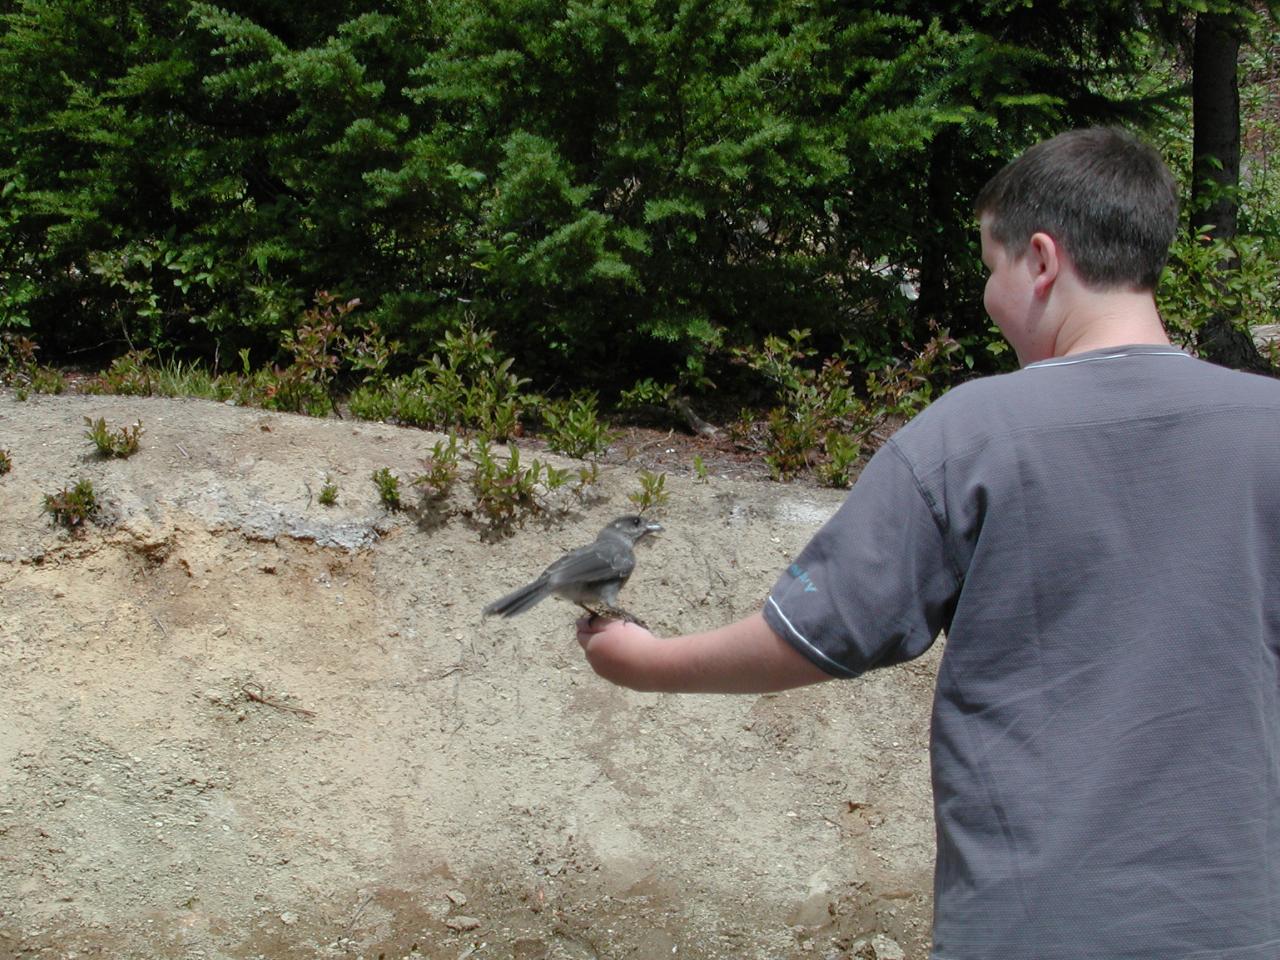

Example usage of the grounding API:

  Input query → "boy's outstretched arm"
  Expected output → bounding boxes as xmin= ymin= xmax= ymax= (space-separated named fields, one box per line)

xmin=576 ymin=609 xmax=833 ymax=694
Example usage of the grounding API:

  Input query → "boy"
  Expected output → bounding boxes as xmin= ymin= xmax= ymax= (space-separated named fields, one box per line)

xmin=577 ymin=128 xmax=1280 ymax=959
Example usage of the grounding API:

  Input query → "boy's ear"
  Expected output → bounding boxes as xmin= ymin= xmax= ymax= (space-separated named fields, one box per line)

xmin=1028 ymin=231 xmax=1061 ymax=297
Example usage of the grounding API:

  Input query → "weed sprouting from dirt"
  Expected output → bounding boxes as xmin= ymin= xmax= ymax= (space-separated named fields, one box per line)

xmin=43 ymin=479 xmax=98 ymax=529
xmin=412 ymin=435 xmax=462 ymax=503
xmin=628 ymin=470 xmax=669 ymax=514
xmin=85 ymin=417 xmax=144 ymax=458
xmin=318 ymin=475 xmax=339 ymax=506
xmin=372 ymin=467 xmax=402 ymax=510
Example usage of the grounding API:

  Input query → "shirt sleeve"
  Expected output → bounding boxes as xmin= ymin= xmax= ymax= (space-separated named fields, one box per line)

xmin=763 ymin=440 xmax=960 ymax=678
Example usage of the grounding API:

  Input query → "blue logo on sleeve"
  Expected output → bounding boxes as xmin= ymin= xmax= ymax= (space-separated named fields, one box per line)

xmin=789 ymin=563 xmax=818 ymax=593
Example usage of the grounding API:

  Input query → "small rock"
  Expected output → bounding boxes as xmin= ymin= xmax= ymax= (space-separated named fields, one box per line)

xmin=513 ymin=937 xmax=548 ymax=959
xmin=445 ymin=916 xmax=481 ymax=932
xmin=280 ymin=911 xmax=298 ymax=926
xmin=445 ymin=890 xmax=468 ymax=907
xmin=850 ymin=934 xmax=907 ymax=960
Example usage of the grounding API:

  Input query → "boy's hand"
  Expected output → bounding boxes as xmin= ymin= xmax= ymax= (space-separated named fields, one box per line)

xmin=576 ymin=615 xmax=659 ymax=690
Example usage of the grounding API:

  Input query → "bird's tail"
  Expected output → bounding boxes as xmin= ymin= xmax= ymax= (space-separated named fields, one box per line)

xmin=482 ymin=577 xmax=551 ymax=617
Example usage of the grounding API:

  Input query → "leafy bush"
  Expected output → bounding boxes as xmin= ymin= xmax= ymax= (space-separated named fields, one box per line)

xmin=1159 ymin=233 xmax=1280 ymax=357
xmin=44 ymin=479 xmax=98 ymax=529
xmin=628 ymin=470 xmax=670 ymax=514
xmin=2 ymin=0 xmax=1194 ymax=381
xmin=348 ymin=321 xmax=530 ymax=439
xmin=541 ymin=393 xmax=614 ymax=460
xmin=734 ymin=326 xmax=962 ymax=484
xmin=413 ymin=435 xmax=463 ymax=502
xmin=86 ymin=350 xmax=155 ymax=396
xmin=371 ymin=467 xmax=402 ymax=511
xmin=1 ymin=333 xmax=63 ymax=396
xmin=468 ymin=442 xmax=544 ymax=527
xmin=734 ymin=330 xmax=865 ymax=481
xmin=84 ymin=417 xmax=144 ymax=458
xmin=318 ymin=475 xmax=339 ymax=507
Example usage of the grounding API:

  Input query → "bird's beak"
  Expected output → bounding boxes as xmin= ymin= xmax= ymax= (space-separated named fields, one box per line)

xmin=644 ymin=520 xmax=664 ymax=533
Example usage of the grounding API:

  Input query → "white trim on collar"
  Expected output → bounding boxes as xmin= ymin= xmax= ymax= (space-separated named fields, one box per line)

xmin=1027 ymin=350 xmax=1192 ymax=370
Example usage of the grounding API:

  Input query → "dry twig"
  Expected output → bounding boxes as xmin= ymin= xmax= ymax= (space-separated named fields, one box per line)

xmin=240 ymin=681 xmax=316 ymax=718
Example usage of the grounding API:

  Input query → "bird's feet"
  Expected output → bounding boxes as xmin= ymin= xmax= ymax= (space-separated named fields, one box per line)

xmin=580 ymin=604 xmax=649 ymax=630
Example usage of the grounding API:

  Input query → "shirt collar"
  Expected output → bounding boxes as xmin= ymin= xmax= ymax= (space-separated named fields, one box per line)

xmin=1025 ymin=344 xmax=1191 ymax=370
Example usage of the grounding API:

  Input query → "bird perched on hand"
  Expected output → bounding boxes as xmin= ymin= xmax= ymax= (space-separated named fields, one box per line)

xmin=482 ymin=515 xmax=663 ymax=624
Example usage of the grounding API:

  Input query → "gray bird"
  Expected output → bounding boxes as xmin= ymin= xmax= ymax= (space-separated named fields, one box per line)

xmin=482 ymin=515 xmax=663 ymax=624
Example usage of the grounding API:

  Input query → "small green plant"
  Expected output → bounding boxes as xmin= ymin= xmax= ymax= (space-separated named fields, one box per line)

xmin=84 ymin=417 xmax=144 ymax=458
xmin=761 ymin=404 xmax=819 ymax=480
xmin=542 ymin=463 xmax=572 ymax=492
xmin=345 ymin=316 xmax=399 ymax=387
xmin=618 ymin=377 xmax=677 ymax=411
xmin=542 ymin=392 xmax=615 ymax=459
xmin=863 ymin=327 xmax=962 ymax=420
xmin=270 ymin=291 xmax=361 ymax=415
xmin=44 ymin=479 xmax=98 ymax=529
xmin=1264 ymin=337 xmax=1280 ymax=374
xmin=87 ymin=349 xmax=155 ymax=396
xmin=576 ymin=462 xmax=602 ymax=496
xmin=735 ymin=326 xmax=961 ymax=484
xmin=469 ymin=441 xmax=543 ymax=526
xmin=1158 ymin=232 xmax=1280 ymax=355
xmin=372 ymin=467 xmax=402 ymax=510
xmin=347 ymin=321 xmax=530 ymax=440
xmin=0 ymin=448 xmax=11 ymax=475
xmin=628 ymin=470 xmax=669 ymax=513
xmin=30 ymin=365 xmax=65 ymax=394
xmin=150 ymin=355 xmax=221 ymax=399
xmin=816 ymin=432 xmax=862 ymax=488
xmin=413 ymin=434 xmax=462 ymax=501
xmin=691 ymin=454 xmax=708 ymax=483
xmin=734 ymin=329 xmax=862 ymax=481
xmin=1 ymin=333 xmax=62 ymax=396
xmin=0 ymin=333 xmax=38 ymax=381
xmin=318 ymin=475 xmax=339 ymax=506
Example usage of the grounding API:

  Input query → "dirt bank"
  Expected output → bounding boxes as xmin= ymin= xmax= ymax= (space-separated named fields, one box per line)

xmin=0 ymin=392 xmax=938 ymax=960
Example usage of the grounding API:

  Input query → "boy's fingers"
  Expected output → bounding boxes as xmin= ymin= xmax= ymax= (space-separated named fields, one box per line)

xmin=576 ymin=615 xmax=611 ymax=648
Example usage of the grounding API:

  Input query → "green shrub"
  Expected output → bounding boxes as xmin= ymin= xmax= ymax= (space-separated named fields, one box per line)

xmin=1158 ymin=233 xmax=1280 ymax=355
xmin=44 ymin=479 xmax=98 ymax=529
xmin=413 ymin=435 xmax=463 ymax=502
xmin=628 ymin=470 xmax=669 ymax=513
xmin=468 ymin=441 xmax=542 ymax=527
xmin=84 ymin=417 xmax=144 ymax=458
xmin=541 ymin=393 xmax=614 ymax=460
xmin=372 ymin=467 xmax=402 ymax=510
xmin=349 ymin=322 xmax=531 ymax=439
xmin=87 ymin=351 xmax=155 ymax=396
xmin=318 ymin=475 xmax=339 ymax=507
xmin=735 ymin=326 xmax=962 ymax=485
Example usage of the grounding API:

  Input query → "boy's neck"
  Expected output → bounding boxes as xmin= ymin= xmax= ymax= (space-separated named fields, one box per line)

xmin=1049 ymin=288 xmax=1171 ymax=359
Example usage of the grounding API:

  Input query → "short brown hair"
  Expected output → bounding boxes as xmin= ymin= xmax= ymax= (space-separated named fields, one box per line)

xmin=974 ymin=127 xmax=1178 ymax=291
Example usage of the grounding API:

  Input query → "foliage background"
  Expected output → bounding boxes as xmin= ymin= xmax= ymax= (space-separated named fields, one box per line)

xmin=1 ymin=0 xmax=1276 ymax=394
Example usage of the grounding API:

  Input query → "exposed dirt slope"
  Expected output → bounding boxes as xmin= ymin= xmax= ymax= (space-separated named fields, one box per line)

xmin=0 ymin=392 xmax=938 ymax=960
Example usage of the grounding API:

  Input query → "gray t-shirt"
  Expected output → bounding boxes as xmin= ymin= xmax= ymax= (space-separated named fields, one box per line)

xmin=765 ymin=345 xmax=1280 ymax=959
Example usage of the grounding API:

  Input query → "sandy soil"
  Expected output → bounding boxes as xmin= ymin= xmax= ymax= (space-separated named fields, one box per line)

xmin=0 ymin=392 xmax=939 ymax=960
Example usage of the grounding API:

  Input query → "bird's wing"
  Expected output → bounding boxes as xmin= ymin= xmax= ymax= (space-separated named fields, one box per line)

xmin=544 ymin=540 xmax=634 ymax=586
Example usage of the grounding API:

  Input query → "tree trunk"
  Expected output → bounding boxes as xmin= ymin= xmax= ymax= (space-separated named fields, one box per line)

xmin=915 ymin=129 xmax=956 ymax=329
xmin=1190 ymin=11 xmax=1263 ymax=370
